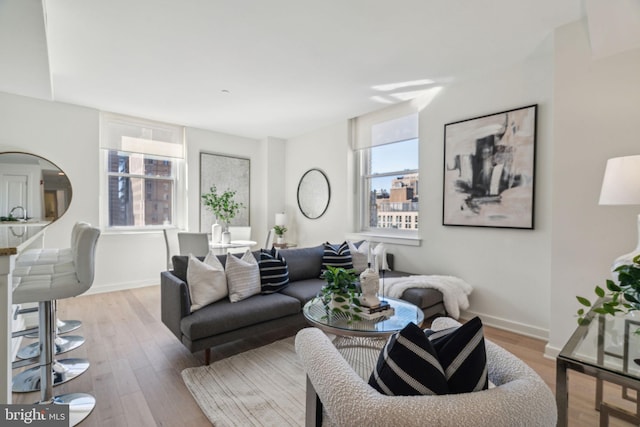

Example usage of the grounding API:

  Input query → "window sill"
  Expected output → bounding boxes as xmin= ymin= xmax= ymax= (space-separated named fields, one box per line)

xmin=345 ymin=231 xmax=421 ymax=247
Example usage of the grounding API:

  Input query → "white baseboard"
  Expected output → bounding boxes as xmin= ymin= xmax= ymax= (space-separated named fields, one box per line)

xmin=84 ymin=280 xmax=158 ymax=295
xmin=461 ymin=309 xmax=549 ymax=341
xmin=544 ymin=343 xmax=561 ymax=360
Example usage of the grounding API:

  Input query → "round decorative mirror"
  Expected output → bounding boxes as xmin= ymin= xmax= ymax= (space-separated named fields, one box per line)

xmin=297 ymin=168 xmax=330 ymax=219
xmin=0 ymin=152 xmax=72 ymax=225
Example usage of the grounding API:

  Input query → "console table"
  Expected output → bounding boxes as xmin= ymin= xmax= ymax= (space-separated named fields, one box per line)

xmin=556 ymin=299 xmax=640 ymax=426
xmin=0 ymin=224 xmax=47 ymax=404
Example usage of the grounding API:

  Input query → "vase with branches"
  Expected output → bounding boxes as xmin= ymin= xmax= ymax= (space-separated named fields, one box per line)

xmin=201 ymin=185 xmax=245 ymax=242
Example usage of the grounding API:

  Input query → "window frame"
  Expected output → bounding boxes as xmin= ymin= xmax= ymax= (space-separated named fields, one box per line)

xmin=356 ymin=138 xmax=419 ymax=240
xmin=99 ymin=113 xmax=186 ymax=232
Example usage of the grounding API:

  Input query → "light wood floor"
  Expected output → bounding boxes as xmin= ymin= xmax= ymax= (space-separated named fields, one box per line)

xmin=11 ymin=285 xmax=640 ymax=426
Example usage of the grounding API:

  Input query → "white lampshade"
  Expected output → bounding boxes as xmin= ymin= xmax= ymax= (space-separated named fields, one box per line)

xmin=599 ymin=155 xmax=640 ymax=205
xmin=275 ymin=213 xmax=287 ymax=226
xmin=598 ymin=155 xmax=640 ymax=272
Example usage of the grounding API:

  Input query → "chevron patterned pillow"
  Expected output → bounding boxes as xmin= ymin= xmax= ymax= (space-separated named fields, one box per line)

xmin=425 ymin=316 xmax=489 ymax=393
xmin=258 ymin=248 xmax=290 ymax=294
xmin=368 ymin=322 xmax=449 ymax=396
xmin=320 ymin=241 xmax=353 ymax=276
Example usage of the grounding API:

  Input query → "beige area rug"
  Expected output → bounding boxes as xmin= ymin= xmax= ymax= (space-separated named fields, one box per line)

xmin=181 ymin=337 xmax=306 ymax=427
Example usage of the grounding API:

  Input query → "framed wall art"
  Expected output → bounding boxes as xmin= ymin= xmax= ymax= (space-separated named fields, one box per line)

xmin=443 ymin=104 xmax=537 ymax=229
xmin=199 ymin=152 xmax=250 ymax=232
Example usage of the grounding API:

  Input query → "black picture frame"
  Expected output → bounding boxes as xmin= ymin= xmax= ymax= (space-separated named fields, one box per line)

xmin=443 ymin=104 xmax=537 ymax=229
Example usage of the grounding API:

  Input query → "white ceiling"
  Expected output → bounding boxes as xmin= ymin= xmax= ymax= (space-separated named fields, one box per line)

xmin=0 ymin=0 xmax=608 ymax=140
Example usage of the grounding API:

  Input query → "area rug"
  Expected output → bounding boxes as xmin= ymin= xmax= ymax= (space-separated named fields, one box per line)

xmin=181 ymin=337 xmax=306 ymax=427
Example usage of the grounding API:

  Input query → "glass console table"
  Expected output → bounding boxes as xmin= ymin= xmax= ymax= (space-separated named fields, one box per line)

xmin=556 ymin=299 xmax=640 ymax=426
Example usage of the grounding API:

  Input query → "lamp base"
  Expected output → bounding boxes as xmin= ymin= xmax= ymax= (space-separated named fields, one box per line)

xmin=611 ymin=213 xmax=640 ymax=273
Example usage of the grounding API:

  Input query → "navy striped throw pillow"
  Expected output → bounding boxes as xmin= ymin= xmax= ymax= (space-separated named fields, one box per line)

xmin=368 ymin=322 xmax=449 ymax=396
xmin=258 ymin=248 xmax=290 ymax=294
xmin=425 ymin=316 xmax=489 ymax=394
xmin=320 ymin=241 xmax=353 ymax=276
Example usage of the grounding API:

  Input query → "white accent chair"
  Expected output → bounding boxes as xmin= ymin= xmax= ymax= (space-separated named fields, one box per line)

xmin=295 ymin=317 xmax=557 ymax=427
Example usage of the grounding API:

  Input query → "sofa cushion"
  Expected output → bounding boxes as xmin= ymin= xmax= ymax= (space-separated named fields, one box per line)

xmin=279 ymin=278 xmax=325 ymax=305
xmin=259 ymin=248 xmax=290 ymax=294
xmin=180 ymin=292 xmax=301 ymax=341
xmin=226 ymin=249 xmax=261 ymax=303
xmin=368 ymin=322 xmax=449 ymax=396
xmin=321 ymin=241 xmax=353 ymax=276
xmin=425 ymin=316 xmax=489 ymax=393
xmin=186 ymin=254 xmax=228 ymax=312
xmin=278 ymin=245 xmax=324 ymax=282
xmin=172 ymin=255 xmax=204 ymax=283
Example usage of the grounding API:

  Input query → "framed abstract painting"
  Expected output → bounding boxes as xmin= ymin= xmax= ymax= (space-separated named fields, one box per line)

xmin=443 ymin=104 xmax=537 ymax=229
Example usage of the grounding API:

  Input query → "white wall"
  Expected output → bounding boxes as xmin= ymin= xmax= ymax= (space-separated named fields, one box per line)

xmin=0 ymin=92 xmax=272 ymax=294
xmin=286 ymin=36 xmax=555 ymax=339
xmin=547 ymin=20 xmax=640 ymax=354
xmin=285 ymin=121 xmax=354 ymax=247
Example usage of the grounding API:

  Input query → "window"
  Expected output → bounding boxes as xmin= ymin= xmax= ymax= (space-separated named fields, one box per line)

xmin=354 ymin=104 xmax=419 ymax=236
xmin=100 ymin=113 xmax=184 ymax=229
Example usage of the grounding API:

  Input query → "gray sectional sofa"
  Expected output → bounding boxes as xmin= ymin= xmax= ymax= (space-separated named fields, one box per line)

xmin=160 ymin=244 xmax=445 ymax=364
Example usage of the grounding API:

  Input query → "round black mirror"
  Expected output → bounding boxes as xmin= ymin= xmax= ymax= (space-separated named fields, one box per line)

xmin=297 ymin=168 xmax=330 ymax=219
xmin=0 ymin=152 xmax=72 ymax=224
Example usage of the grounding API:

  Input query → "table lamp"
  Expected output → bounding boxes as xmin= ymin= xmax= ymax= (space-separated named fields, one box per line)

xmin=599 ymin=155 xmax=640 ymax=271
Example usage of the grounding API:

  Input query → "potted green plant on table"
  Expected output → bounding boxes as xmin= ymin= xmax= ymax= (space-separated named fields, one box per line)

xmin=576 ymin=254 xmax=640 ymax=329
xmin=320 ymin=266 xmax=362 ymax=320
xmin=273 ymin=225 xmax=287 ymax=244
xmin=201 ymin=185 xmax=245 ymax=243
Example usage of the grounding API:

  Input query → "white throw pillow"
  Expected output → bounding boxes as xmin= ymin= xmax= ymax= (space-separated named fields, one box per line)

xmin=373 ymin=242 xmax=390 ymax=271
xmin=226 ymin=249 xmax=261 ymax=303
xmin=347 ymin=240 xmax=370 ymax=273
xmin=186 ymin=253 xmax=228 ymax=312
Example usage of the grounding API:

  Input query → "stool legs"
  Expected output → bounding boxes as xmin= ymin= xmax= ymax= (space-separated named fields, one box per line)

xmin=37 ymin=300 xmax=95 ymax=426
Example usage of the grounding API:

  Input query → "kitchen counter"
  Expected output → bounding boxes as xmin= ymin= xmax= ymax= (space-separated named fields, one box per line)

xmin=0 ymin=223 xmax=47 ymax=403
xmin=0 ymin=223 xmax=49 ymax=255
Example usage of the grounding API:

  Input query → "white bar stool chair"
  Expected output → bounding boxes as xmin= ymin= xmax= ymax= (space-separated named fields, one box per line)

xmin=15 ymin=221 xmax=90 ymax=336
xmin=11 ymin=225 xmax=100 ymax=426
xmin=12 ymin=222 xmax=90 ymax=360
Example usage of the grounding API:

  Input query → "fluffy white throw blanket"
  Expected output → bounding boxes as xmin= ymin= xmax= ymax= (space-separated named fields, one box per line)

xmin=379 ymin=275 xmax=473 ymax=319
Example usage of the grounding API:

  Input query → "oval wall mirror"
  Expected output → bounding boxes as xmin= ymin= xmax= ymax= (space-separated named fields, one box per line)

xmin=297 ymin=168 xmax=330 ymax=219
xmin=0 ymin=152 xmax=72 ymax=225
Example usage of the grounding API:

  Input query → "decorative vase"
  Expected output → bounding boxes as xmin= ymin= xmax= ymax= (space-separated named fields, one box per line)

xmin=276 ymin=236 xmax=285 ymax=244
xmin=211 ymin=221 xmax=222 ymax=243
xmin=329 ymin=293 xmax=348 ymax=311
xmin=222 ymin=231 xmax=231 ymax=244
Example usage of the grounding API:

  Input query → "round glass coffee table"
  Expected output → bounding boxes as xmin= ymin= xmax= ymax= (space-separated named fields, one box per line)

xmin=302 ymin=296 xmax=424 ymax=379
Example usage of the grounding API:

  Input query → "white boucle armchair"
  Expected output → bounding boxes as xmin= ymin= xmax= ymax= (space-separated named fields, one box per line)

xmin=295 ymin=317 xmax=557 ymax=427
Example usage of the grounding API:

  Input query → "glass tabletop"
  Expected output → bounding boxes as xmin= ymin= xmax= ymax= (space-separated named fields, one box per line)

xmin=559 ymin=298 xmax=640 ymax=381
xmin=303 ymin=296 xmax=424 ymax=337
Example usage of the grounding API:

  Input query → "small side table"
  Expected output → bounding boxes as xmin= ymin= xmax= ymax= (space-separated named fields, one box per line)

xmin=273 ymin=242 xmax=297 ymax=249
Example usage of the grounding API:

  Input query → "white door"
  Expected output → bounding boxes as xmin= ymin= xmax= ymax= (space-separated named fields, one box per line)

xmin=1 ymin=174 xmax=28 ymax=217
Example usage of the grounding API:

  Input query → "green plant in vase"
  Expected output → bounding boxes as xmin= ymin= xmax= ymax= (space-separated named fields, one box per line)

xmin=201 ymin=185 xmax=245 ymax=228
xmin=320 ymin=266 xmax=362 ymax=320
xmin=576 ymin=254 xmax=640 ymax=331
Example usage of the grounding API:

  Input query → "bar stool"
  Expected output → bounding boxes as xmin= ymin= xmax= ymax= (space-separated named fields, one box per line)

xmin=12 ymin=222 xmax=90 ymax=360
xmin=11 ymin=225 xmax=100 ymax=426
xmin=16 ymin=221 xmax=89 ymax=334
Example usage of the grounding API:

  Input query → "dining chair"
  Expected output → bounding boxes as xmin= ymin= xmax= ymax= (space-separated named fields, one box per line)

xmin=163 ymin=228 xmax=181 ymax=269
xmin=177 ymin=232 xmax=210 ymax=257
xmin=264 ymin=228 xmax=274 ymax=249
xmin=228 ymin=226 xmax=251 ymax=241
